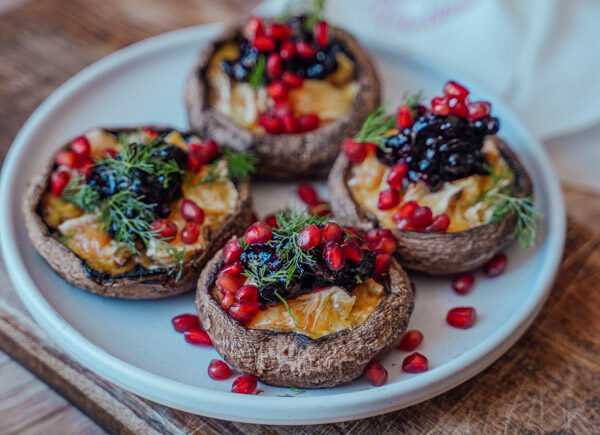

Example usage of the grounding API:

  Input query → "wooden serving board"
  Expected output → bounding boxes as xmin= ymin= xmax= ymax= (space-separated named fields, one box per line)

xmin=0 ymin=218 xmax=598 ymax=434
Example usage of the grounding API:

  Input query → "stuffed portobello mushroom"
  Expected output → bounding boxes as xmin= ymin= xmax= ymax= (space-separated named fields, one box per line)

xmin=195 ymin=210 xmax=414 ymax=388
xmin=24 ymin=127 xmax=255 ymax=298
xmin=328 ymin=81 xmax=540 ymax=275
xmin=185 ymin=5 xmax=380 ymax=179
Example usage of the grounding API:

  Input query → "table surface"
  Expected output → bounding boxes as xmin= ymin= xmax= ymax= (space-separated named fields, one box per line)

xmin=1 ymin=1 xmax=599 ymax=433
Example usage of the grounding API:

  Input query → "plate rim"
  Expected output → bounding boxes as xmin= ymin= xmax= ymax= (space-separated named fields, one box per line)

xmin=0 ymin=23 xmax=566 ymax=424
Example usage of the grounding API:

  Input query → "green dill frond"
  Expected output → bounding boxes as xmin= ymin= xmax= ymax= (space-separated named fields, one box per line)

xmin=61 ymin=176 xmax=101 ymax=212
xmin=402 ymin=89 xmax=425 ymax=109
xmin=57 ymin=233 xmax=75 ymax=244
xmin=223 ymin=148 xmax=259 ymax=180
xmin=195 ymin=161 xmax=223 ymax=186
xmin=274 ymin=290 xmax=299 ymax=326
xmin=248 ymin=55 xmax=266 ymax=90
xmin=354 ymin=103 xmax=396 ymax=149
xmin=303 ymin=0 xmax=326 ymax=29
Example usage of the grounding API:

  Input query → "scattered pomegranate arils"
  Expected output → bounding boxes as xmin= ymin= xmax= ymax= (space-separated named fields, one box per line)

xmin=297 ymin=113 xmax=320 ymax=132
xmin=446 ymin=306 xmax=477 ymax=329
xmin=105 ymin=147 xmax=118 ymax=158
xmin=280 ymin=110 xmax=298 ymax=133
xmin=374 ymin=253 xmax=391 ymax=278
xmin=223 ymin=237 xmax=243 ymax=264
xmin=452 ymin=273 xmax=474 ymax=295
xmin=396 ymin=217 xmax=412 ymax=230
xmin=443 ymin=80 xmax=469 ymax=100
xmin=279 ymin=41 xmax=296 ymax=60
xmin=482 ymin=253 xmax=507 ymax=277
xmin=253 ymin=35 xmax=276 ymax=52
xmin=258 ymin=114 xmax=282 ymax=134
xmin=220 ymin=261 xmax=244 ymax=275
xmin=149 ymin=219 xmax=177 ymax=241
xmin=232 ymin=374 xmax=258 ymax=394
xmin=235 ymin=285 xmax=258 ymax=303
xmin=216 ymin=272 xmax=245 ymax=294
xmin=415 ymin=104 xmax=428 ymax=116
xmin=187 ymin=153 xmax=203 ymax=173
xmin=229 ymin=301 xmax=260 ymax=325
xmin=396 ymin=104 xmax=414 ymax=129
xmin=309 ymin=202 xmax=331 ymax=217
xmin=298 ymin=224 xmax=321 ymax=250
xmin=448 ymin=97 xmax=469 ymax=117
xmin=221 ymin=293 xmax=235 ymax=309
xmin=171 ymin=313 xmax=200 ymax=333
xmin=208 ymin=359 xmax=232 ymax=381
xmin=412 ymin=206 xmax=433 ymax=231
xmin=364 ymin=361 xmax=388 ymax=386
xmin=266 ymin=22 xmax=291 ymax=41
xmin=189 ymin=139 xmax=220 ymax=164
xmin=50 ymin=170 xmax=70 ymax=195
xmin=314 ymin=20 xmax=329 ymax=46
xmin=378 ymin=188 xmax=400 ymax=210
xmin=266 ymin=53 xmax=283 ymax=79
xmin=295 ymin=40 xmax=316 ymax=58
xmin=184 ymin=328 xmax=212 ymax=346
xmin=80 ymin=159 xmax=94 ymax=180
xmin=282 ymin=71 xmax=303 ymax=88
xmin=297 ymin=183 xmax=319 ymax=205
xmin=324 ymin=242 xmax=346 ymax=271
xmin=402 ymin=352 xmax=429 ymax=373
xmin=370 ymin=237 xmax=396 ymax=254
xmin=181 ymin=222 xmax=200 ymax=245
xmin=267 ymin=81 xmax=288 ymax=101
xmin=387 ymin=162 xmax=408 ymax=189
xmin=141 ymin=127 xmax=160 ymax=142
xmin=264 ymin=214 xmax=278 ymax=228
xmin=243 ymin=16 xmax=263 ymax=40
xmin=343 ymin=226 xmax=363 ymax=239
xmin=342 ymin=138 xmax=367 ymax=163
xmin=365 ymin=228 xmax=393 ymax=243
xmin=70 ymin=135 xmax=91 ymax=160
xmin=398 ymin=330 xmax=423 ymax=351
xmin=342 ymin=240 xmax=363 ymax=263
xmin=393 ymin=201 xmax=418 ymax=223
xmin=244 ymin=221 xmax=272 ymax=244
xmin=467 ymin=101 xmax=491 ymax=121
xmin=321 ymin=222 xmax=342 ymax=243
xmin=431 ymin=96 xmax=450 ymax=115
xmin=425 ymin=214 xmax=450 ymax=232
xmin=181 ymin=199 xmax=205 ymax=224
xmin=55 ymin=150 xmax=79 ymax=168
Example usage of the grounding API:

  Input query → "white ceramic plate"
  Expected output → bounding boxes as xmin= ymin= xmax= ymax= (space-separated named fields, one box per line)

xmin=0 ymin=23 xmax=565 ymax=424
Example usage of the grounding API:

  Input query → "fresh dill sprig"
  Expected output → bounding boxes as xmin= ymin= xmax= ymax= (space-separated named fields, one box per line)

xmin=195 ymin=149 xmax=258 ymax=186
xmin=57 ymin=233 xmax=75 ymax=244
xmin=61 ymin=176 xmax=101 ymax=212
xmin=303 ymin=0 xmax=326 ymax=30
xmin=402 ymin=89 xmax=424 ymax=109
xmin=248 ymin=55 xmax=266 ymax=90
xmin=194 ymin=161 xmax=223 ymax=186
xmin=274 ymin=290 xmax=299 ymax=326
xmin=354 ymin=103 xmax=396 ymax=149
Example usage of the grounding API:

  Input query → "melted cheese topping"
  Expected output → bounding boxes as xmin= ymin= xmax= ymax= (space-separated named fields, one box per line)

xmin=247 ymin=278 xmax=385 ymax=339
xmin=348 ymin=137 xmax=513 ymax=232
xmin=207 ymin=43 xmax=358 ymax=131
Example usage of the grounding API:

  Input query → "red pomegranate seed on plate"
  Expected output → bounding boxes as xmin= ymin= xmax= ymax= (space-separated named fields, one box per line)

xmin=431 ymin=96 xmax=450 ymax=115
xmin=220 ymin=261 xmax=244 ymax=275
xmin=223 ymin=237 xmax=243 ymax=264
xmin=229 ymin=301 xmax=260 ymax=324
xmin=141 ymin=127 xmax=160 ymax=142
xmin=365 ymin=228 xmax=393 ymax=243
xmin=398 ymin=330 xmax=423 ymax=351
xmin=55 ymin=150 xmax=79 ymax=168
xmin=467 ymin=101 xmax=491 ymax=121
xmin=297 ymin=183 xmax=318 ymax=205
xmin=297 ymin=224 xmax=321 ymax=250
xmin=425 ymin=214 xmax=450 ymax=232
xmin=402 ymin=352 xmax=429 ymax=373
xmin=80 ymin=159 xmax=94 ymax=180
xmin=264 ymin=214 xmax=278 ymax=228
xmin=321 ymin=222 xmax=342 ymax=243
xmin=171 ymin=314 xmax=200 ymax=333
xmin=446 ymin=307 xmax=477 ymax=329
xmin=378 ymin=188 xmax=400 ymax=210
xmin=324 ymin=242 xmax=346 ymax=271
xmin=295 ymin=40 xmax=316 ymax=58
xmin=267 ymin=81 xmax=287 ymax=101
xmin=412 ymin=207 xmax=433 ymax=231
xmin=364 ymin=361 xmax=388 ymax=386
xmin=208 ymin=359 xmax=232 ymax=381
xmin=370 ymin=237 xmax=396 ymax=254
xmin=253 ymin=35 xmax=276 ymax=52
xmin=221 ymin=293 xmax=235 ymax=309
xmin=50 ymin=170 xmax=70 ymax=195
xmin=297 ymin=113 xmax=320 ymax=132
xmin=396 ymin=217 xmax=412 ymax=230
xmin=266 ymin=23 xmax=291 ymax=41
xmin=387 ymin=162 xmax=408 ymax=189
xmin=181 ymin=199 xmax=205 ymax=223
xmin=184 ymin=328 xmax=212 ymax=346
xmin=482 ymin=253 xmax=507 ymax=277
xmin=181 ymin=222 xmax=200 ymax=245
xmin=280 ymin=110 xmax=297 ymax=133
xmin=70 ymin=135 xmax=91 ymax=160
xmin=449 ymin=97 xmax=469 ymax=117
xmin=374 ymin=253 xmax=391 ymax=278
xmin=279 ymin=41 xmax=296 ymax=60
xmin=232 ymin=374 xmax=258 ymax=394
xmin=216 ymin=272 xmax=245 ymax=295
xmin=187 ymin=153 xmax=203 ymax=173
xmin=244 ymin=221 xmax=272 ymax=245
xmin=105 ymin=147 xmax=118 ymax=158
xmin=341 ymin=240 xmax=363 ymax=263
xmin=396 ymin=104 xmax=414 ymax=129
xmin=266 ymin=53 xmax=283 ymax=79
xmin=443 ymin=80 xmax=469 ymax=100
xmin=242 ymin=16 xmax=263 ymax=40
xmin=282 ymin=71 xmax=303 ymax=88
xmin=235 ymin=285 xmax=258 ymax=303
xmin=452 ymin=273 xmax=474 ymax=295
xmin=258 ymin=114 xmax=282 ymax=134
xmin=313 ymin=20 xmax=329 ymax=46
xmin=189 ymin=139 xmax=220 ymax=164
xmin=149 ymin=219 xmax=177 ymax=241
xmin=342 ymin=138 xmax=367 ymax=163
xmin=393 ymin=201 xmax=419 ymax=224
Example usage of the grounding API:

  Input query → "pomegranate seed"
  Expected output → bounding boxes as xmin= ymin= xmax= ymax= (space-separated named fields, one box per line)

xmin=189 ymin=140 xmax=220 ymax=164
xmin=55 ymin=150 xmax=78 ymax=168
xmin=264 ymin=214 xmax=278 ymax=228
xmin=253 ymin=35 xmax=276 ymax=52
xmin=187 ymin=153 xmax=203 ymax=173
xmin=181 ymin=222 xmax=200 ymax=245
xmin=229 ymin=301 xmax=260 ymax=324
xmin=396 ymin=217 xmax=412 ymax=230
xmin=220 ymin=261 xmax=244 ymax=275
xmin=70 ymin=136 xmax=91 ymax=160
xmin=323 ymin=242 xmax=345 ymax=271
xmin=396 ymin=104 xmax=414 ymax=129
xmin=452 ymin=273 xmax=474 ymax=295
xmin=235 ymin=285 xmax=258 ymax=303
xmin=279 ymin=41 xmax=296 ymax=60
xmin=105 ymin=147 xmax=118 ymax=158
xmin=387 ymin=162 xmax=408 ymax=188
xmin=297 ymin=224 xmax=321 ymax=250
xmin=149 ymin=219 xmax=177 ymax=241
xmin=342 ymin=240 xmax=363 ymax=263
xmin=321 ymin=222 xmax=342 ymax=243
xmin=266 ymin=22 xmax=291 ymax=40
xmin=267 ymin=81 xmax=287 ymax=101
xmin=208 ymin=359 xmax=232 ymax=381
xmin=378 ymin=188 xmax=400 ymax=210
xmin=415 ymin=104 xmax=428 ymax=116
xmin=221 ymin=293 xmax=235 ymax=309
xmin=141 ymin=127 xmax=160 ymax=142
xmin=446 ymin=307 xmax=477 ymax=329
xmin=313 ymin=20 xmax=329 ymax=46
xmin=393 ymin=201 xmax=418 ymax=224
xmin=402 ymin=352 xmax=429 ymax=373
xmin=443 ymin=80 xmax=469 ymax=100
xmin=297 ymin=183 xmax=319 ymax=205
xmin=280 ymin=110 xmax=297 ymax=134
xmin=364 ymin=361 xmax=387 ymax=386
xmin=309 ymin=202 xmax=331 ymax=217
xmin=425 ymin=214 xmax=450 ymax=232
xmin=467 ymin=101 xmax=491 ymax=121
xmin=412 ymin=207 xmax=433 ymax=231
xmin=50 ymin=170 xmax=70 ymax=195
xmin=343 ymin=226 xmax=363 ymax=239
xmin=398 ymin=330 xmax=423 ymax=351
xmin=374 ymin=253 xmax=391 ymax=279
xmin=266 ymin=53 xmax=283 ymax=79
xmin=171 ymin=313 xmax=200 ymax=333
xmin=232 ymin=374 xmax=258 ymax=394
xmin=181 ymin=199 xmax=205 ymax=223
xmin=244 ymin=221 xmax=272 ymax=244
xmin=223 ymin=237 xmax=243 ymax=264
xmin=342 ymin=138 xmax=367 ymax=163
xmin=431 ymin=96 xmax=450 ymax=115
xmin=297 ymin=113 xmax=320 ymax=132
xmin=295 ymin=40 xmax=316 ymax=58
xmin=184 ymin=328 xmax=212 ymax=346
xmin=370 ymin=237 xmax=396 ymax=254
xmin=449 ymin=97 xmax=469 ymax=117
xmin=258 ymin=114 xmax=282 ymax=134
xmin=482 ymin=253 xmax=507 ymax=277
xmin=365 ymin=228 xmax=393 ymax=243
xmin=282 ymin=71 xmax=303 ymax=88
xmin=243 ymin=16 xmax=263 ymax=40
xmin=216 ymin=272 xmax=245 ymax=295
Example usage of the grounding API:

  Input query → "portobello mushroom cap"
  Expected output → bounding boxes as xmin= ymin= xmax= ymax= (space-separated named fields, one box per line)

xmin=23 ymin=127 xmax=254 ymax=299
xmin=327 ymin=136 xmax=534 ymax=275
xmin=196 ymin=250 xmax=414 ymax=388
xmin=185 ymin=20 xmax=381 ymax=179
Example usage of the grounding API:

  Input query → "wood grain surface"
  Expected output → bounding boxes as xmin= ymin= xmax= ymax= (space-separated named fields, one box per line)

xmin=0 ymin=0 xmax=598 ymax=433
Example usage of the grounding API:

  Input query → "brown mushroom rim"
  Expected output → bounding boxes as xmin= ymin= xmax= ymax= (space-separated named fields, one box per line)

xmin=206 ymin=37 xmax=359 ymax=133
xmin=347 ymin=135 xmax=515 ymax=232
xmin=212 ymin=278 xmax=386 ymax=340
xmin=40 ymin=128 xmax=239 ymax=278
